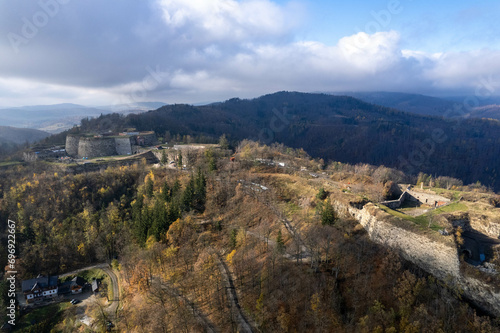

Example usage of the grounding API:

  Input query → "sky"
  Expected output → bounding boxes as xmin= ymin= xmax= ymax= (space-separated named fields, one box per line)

xmin=0 ymin=0 xmax=500 ymax=107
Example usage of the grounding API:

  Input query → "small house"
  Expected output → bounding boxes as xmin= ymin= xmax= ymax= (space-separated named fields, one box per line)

xmin=70 ymin=277 xmax=86 ymax=294
xmin=22 ymin=275 xmax=58 ymax=303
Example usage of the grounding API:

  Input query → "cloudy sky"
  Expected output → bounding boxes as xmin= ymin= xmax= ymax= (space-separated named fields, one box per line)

xmin=1 ymin=0 xmax=500 ymax=107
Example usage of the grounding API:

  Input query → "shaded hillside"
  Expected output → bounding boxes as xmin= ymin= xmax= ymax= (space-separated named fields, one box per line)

xmin=0 ymin=126 xmax=50 ymax=144
xmin=339 ymin=91 xmax=500 ymax=121
xmin=471 ymin=105 xmax=500 ymax=120
xmin=61 ymin=92 xmax=500 ymax=190
xmin=336 ymin=91 xmax=459 ymax=117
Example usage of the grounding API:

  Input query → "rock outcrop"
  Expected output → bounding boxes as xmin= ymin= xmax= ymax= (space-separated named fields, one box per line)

xmin=335 ymin=201 xmax=500 ymax=316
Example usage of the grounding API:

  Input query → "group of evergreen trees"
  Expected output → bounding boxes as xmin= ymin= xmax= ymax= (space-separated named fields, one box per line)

xmin=316 ymin=187 xmax=337 ymax=226
xmin=132 ymin=169 xmax=207 ymax=244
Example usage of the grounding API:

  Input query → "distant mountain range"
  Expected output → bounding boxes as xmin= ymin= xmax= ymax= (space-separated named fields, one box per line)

xmin=336 ymin=91 xmax=500 ymax=120
xmin=5 ymin=93 xmax=500 ymax=137
xmin=0 ymin=102 xmax=167 ymax=134
xmin=55 ymin=91 xmax=500 ymax=191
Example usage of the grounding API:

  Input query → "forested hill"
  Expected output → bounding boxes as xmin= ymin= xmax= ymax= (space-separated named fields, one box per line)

xmin=336 ymin=91 xmax=458 ymax=117
xmin=0 ymin=126 xmax=50 ymax=144
xmin=57 ymin=92 xmax=500 ymax=190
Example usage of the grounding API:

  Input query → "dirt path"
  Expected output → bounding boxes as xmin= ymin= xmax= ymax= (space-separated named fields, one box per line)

xmin=241 ymin=183 xmax=312 ymax=262
xmin=214 ymin=253 xmax=256 ymax=333
xmin=151 ymin=277 xmax=219 ymax=333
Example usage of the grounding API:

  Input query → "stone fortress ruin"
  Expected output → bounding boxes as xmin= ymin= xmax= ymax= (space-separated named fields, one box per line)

xmin=380 ymin=185 xmax=450 ymax=210
xmin=66 ymin=131 xmax=157 ymax=158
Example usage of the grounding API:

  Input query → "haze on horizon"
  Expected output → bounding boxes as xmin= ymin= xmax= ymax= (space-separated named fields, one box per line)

xmin=1 ymin=0 xmax=500 ymax=107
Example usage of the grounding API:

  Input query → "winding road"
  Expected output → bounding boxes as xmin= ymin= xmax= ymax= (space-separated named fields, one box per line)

xmin=60 ymin=263 xmax=120 ymax=316
xmin=101 ymin=266 xmax=120 ymax=315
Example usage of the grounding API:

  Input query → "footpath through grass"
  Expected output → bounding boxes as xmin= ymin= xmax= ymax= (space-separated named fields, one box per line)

xmin=0 ymin=161 xmax=22 ymax=167
xmin=377 ymin=201 xmax=467 ymax=232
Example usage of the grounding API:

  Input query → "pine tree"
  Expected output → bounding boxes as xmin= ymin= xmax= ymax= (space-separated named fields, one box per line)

xmin=219 ymin=134 xmax=229 ymax=149
xmin=181 ymin=177 xmax=195 ymax=212
xmin=144 ymin=177 xmax=154 ymax=198
xmin=316 ymin=187 xmax=328 ymax=200
xmin=171 ymin=179 xmax=181 ymax=197
xmin=167 ymin=202 xmax=181 ymax=223
xmin=321 ymin=200 xmax=337 ymax=226
xmin=205 ymin=149 xmax=217 ymax=171
xmin=137 ymin=205 xmax=154 ymax=244
xmin=177 ymin=151 xmax=183 ymax=169
xmin=161 ymin=181 xmax=171 ymax=202
xmin=230 ymin=229 xmax=237 ymax=249
xmin=193 ymin=169 xmax=207 ymax=213
xmin=151 ymin=200 xmax=168 ymax=241
xmin=160 ymin=150 xmax=167 ymax=164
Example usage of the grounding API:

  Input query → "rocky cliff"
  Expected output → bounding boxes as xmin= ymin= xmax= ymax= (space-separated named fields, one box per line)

xmin=335 ymin=201 xmax=500 ymax=316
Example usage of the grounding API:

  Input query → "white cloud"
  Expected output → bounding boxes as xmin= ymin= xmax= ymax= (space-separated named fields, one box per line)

xmin=338 ymin=31 xmax=401 ymax=72
xmin=422 ymin=50 xmax=500 ymax=91
xmin=0 ymin=77 xmax=116 ymax=106
xmin=1 ymin=0 xmax=500 ymax=106
xmin=156 ymin=0 xmax=294 ymax=43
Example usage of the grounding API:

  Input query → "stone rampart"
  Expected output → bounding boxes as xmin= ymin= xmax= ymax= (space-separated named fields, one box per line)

xmin=406 ymin=189 xmax=450 ymax=206
xmin=65 ymin=135 xmax=80 ymax=157
xmin=380 ymin=191 xmax=409 ymax=209
xmin=380 ymin=187 xmax=450 ymax=209
xmin=134 ymin=132 xmax=157 ymax=146
xmin=334 ymin=201 xmax=500 ymax=316
xmin=115 ymin=137 xmax=132 ymax=155
xmin=78 ymin=137 xmax=117 ymax=158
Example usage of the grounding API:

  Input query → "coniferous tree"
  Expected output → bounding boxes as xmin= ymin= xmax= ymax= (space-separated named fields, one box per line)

xmin=230 ymin=229 xmax=237 ymax=249
xmin=145 ymin=177 xmax=154 ymax=198
xmin=177 ymin=151 xmax=183 ymax=169
xmin=181 ymin=177 xmax=195 ymax=212
xmin=219 ymin=134 xmax=229 ymax=149
xmin=316 ymin=187 xmax=328 ymax=200
xmin=206 ymin=149 xmax=217 ymax=171
xmin=193 ymin=169 xmax=207 ymax=213
xmin=161 ymin=181 xmax=171 ymax=202
xmin=321 ymin=200 xmax=337 ymax=226
xmin=160 ymin=150 xmax=168 ymax=164
xmin=171 ymin=178 xmax=181 ymax=197
xmin=167 ymin=202 xmax=181 ymax=223
xmin=151 ymin=200 xmax=168 ymax=241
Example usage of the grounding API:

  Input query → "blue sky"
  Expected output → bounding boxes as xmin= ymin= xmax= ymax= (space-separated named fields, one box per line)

xmin=298 ymin=0 xmax=500 ymax=52
xmin=0 ymin=0 xmax=499 ymax=106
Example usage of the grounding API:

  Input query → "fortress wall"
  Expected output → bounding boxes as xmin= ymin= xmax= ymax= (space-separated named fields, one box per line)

xmin=65 ymin=135 xmax=80 ymax=157
xmin=141 ymin=133 xmax=157 ymax=146
xmin=133 ymin=132 xmax=157 ymax=146
xmin=449 ymin=214 xmax=500 ymax=239
xmin=380 ymin=189 xmax=450 ymax=208
xmin=334 ymin=201 xmax=500 ymax=316
xmin=78 ymin=137 xmax=117 ymax=158
xmin=380 ymin=191 xmax=408 ymax=209
xmin=406 ymin=189 xmax=450 ymax=205
xmin=115 ymin=137 xmax=132 ymax=155
xmin=348 ymin=203 xmax=460 ymax=279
